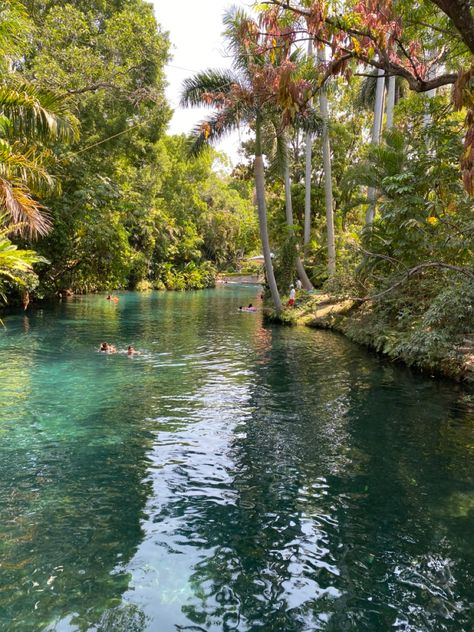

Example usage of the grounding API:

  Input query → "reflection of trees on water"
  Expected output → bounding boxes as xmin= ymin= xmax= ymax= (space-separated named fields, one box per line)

xmin=2 ymin=292 xmax=473 ymax=630
xmin=0 ymin=301 xmax=154 ymax=630
xmin=150 ymin=325 xmax=474 ymax=631
xmin=0 ymin=289 xmax=260 ymax=630
xmin=323 ymin=364 xmax=474 ymax=631
xmin=146 ymin=325 xmax=358 ymax=631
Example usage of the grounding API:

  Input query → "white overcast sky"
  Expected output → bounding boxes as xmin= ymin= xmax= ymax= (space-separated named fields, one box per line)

xmin=151 ymin=0 xmax=254 ymax=163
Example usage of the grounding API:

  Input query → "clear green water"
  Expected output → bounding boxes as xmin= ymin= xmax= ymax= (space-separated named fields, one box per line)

xmin=1 ymin=288 xmax=474 ymax=631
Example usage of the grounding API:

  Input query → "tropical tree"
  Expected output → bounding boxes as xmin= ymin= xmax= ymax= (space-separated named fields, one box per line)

xmin=260 ymin=0 xmax=474 ymax=193
xmin=0 ymin=83 xmax=79 ymax=236
xmin=316 ymin=46 xmax=336 ymax=273
xmin=303 ymin=40 xmax=313 ymax=250
xmin=181 ymin=8 xmax=318 ymax=312
xmin=264 ymin=120 xmax=314 ymax=289
xmin=0 ymin=1 xmax=79 ymax=237
xmin=0 ymin=223 xmax=47 ymax=303
xmin=181 ymin=9 xmax=285 ymax=311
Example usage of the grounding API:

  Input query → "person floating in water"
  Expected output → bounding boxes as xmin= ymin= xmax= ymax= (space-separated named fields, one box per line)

xmin=106 ymin=294 xmax=119 ymax=303
xmin=127 ymin=346 xmax=141 ymax=355
xmin=99 ymin=342 xmax=116 ymax=353
xmin=238 ymin=304 xmax=257 ymax=313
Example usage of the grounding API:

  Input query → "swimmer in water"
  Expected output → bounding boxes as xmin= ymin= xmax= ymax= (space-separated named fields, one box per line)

xmin=127 ymin=346 xmax=140 ymax=355
xmin=99 ymin=342 xmax=117 ymax=353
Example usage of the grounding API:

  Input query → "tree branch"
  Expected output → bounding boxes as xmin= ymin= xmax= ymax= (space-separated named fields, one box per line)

xmin=429 ymin=0 xmax=474 ymax=54
xmin=355 ymin=262 xmax=474 ymax=303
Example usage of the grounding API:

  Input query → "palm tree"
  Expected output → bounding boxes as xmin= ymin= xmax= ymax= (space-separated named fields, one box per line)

xmin=269 ymin=126 xmax=314 ymax=289
xmin=304 ymin=39 xmax=314 ymax=250
xmin=385 ymin=76 xmax=396 ymax=130
xmin=317 ymin=46 xmax=336 ymax=275
xmin=0 ymin=82 xmax=79 ymax=237
xmin=0 ymin=0 xmax=79 ymax=238
xmin=181 ymin=8 xmax=286 ymax=312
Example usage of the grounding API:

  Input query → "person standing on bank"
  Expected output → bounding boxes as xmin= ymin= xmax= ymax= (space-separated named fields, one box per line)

xmin=288 ymin=285 xmax=296 ymax=306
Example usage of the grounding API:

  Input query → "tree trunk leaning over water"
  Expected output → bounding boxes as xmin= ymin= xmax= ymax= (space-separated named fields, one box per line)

xmin=255 ymin=117 xmax=282 ymax=313
xmin=318 ymin=46 xmax=336 ymax=276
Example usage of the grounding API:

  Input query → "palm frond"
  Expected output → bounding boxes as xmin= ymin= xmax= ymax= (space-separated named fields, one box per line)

xmin=180 ymin=69 xmax=242 ymax=108
xmin=294 ymin=109 xmax=323 ymax=134
xmin=0 ymin=177 xmax=51 ymax=237
xmin=0 ymin=139 xmax=58 ymax=196
xmin=223 ymin=7 xmax=263 ymax=76
xmin=0 ymin=82 xmax=79 ymax=143
xmin=0 ymin=220 xmax=48 ymax=303
xmin=187 ymin=105 xmax=244 ymax=156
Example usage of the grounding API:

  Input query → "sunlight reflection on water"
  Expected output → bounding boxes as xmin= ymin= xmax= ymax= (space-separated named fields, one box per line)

xmin=0 ymin=289 xmax=473 ymax=631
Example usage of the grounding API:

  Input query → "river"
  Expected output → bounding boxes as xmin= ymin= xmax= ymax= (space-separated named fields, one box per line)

xmin=0 ymin=288 xmax=473 ymax=631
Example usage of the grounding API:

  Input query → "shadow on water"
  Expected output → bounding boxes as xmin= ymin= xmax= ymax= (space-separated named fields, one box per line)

xmin=143 ymin=326 xmax=474 ymax=631
xmin=0 ymin=290 xmax=473 ymax=631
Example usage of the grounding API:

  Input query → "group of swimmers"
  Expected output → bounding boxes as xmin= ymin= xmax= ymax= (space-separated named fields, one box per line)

xmin=99 ymin=342 xmax=140 ymax=355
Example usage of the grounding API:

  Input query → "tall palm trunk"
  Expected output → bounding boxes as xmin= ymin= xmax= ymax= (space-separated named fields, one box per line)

xmin=304 ymin=39 xmax=313 ymax=249
xmin=255 ymin=114 xmax=282 ymax=313
xmin=318 ymin=46 xmax=336 ymax=276
xmin=283 ymin=161 xmax=313 ymax=289
xmin=385 ymin=75 xmax=396 ymax=130
xmin=366 ymin=67 xmax=385 ymax=224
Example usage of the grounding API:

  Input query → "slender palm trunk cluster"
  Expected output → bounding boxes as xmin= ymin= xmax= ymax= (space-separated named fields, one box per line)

xmin=318 ymin=47 xmax=336 ymax=276
xmin=366 ymin=67 xmax=386 ymax=225
xmin=255 ymin=116 xmax=282 ymax=312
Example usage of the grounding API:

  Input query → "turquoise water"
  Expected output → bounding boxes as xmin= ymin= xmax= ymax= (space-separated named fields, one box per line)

xmin=0 ymin=288 xmax=473 ymax=631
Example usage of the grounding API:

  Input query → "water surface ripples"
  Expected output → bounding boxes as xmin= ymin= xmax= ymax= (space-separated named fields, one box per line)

xmin=0 ymin=289 xmax=473 ymax=631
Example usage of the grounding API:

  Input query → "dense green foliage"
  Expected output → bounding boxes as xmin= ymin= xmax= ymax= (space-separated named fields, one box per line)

xmin=217 ymin=1 xmax=473 ymax=377
xmin=0 ymin=0 xmax=472 ymax=378
xmin=0 ymin=0 xmax=258 ymax=301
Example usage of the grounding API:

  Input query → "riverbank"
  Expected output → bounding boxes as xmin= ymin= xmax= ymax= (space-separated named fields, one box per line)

xmin=266 ymin=292 xmax=474 ymax=385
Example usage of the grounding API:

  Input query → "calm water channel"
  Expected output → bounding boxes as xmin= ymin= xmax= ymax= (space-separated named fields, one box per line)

xmin=0 ymin=288 xmax=473 ymax=631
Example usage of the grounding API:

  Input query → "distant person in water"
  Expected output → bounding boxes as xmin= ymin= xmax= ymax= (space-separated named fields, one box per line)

xmin=127 ymin=346 xmax=140 ymax=355
xmin=238 ymin=304 xmax=257 ymax=313
xmin=106 ymin=294 xmax=119 ymax=302
xmin=288 ymin=285 xmax=296 ymax=306
xmin=99 ymin=342 xmax=116 ymax=353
